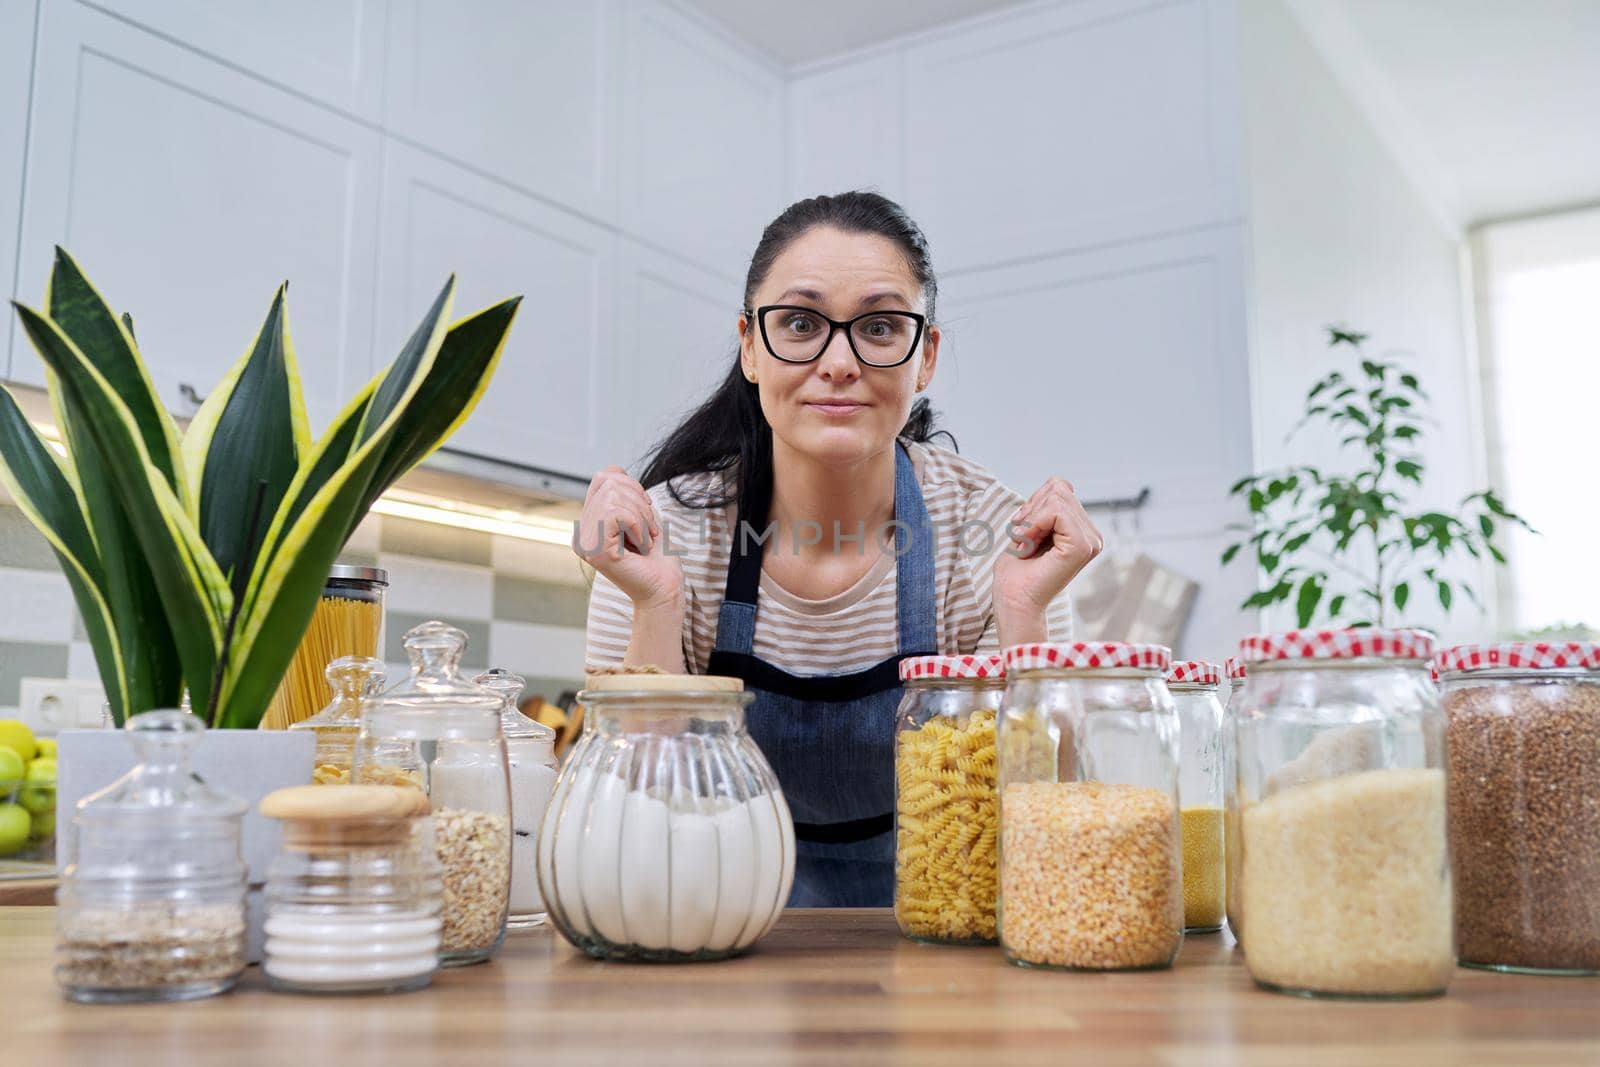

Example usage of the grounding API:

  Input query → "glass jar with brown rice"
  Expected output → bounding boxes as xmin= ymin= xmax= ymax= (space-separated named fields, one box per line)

xmin=1437 ymin=641 xmax=1600 ymax=975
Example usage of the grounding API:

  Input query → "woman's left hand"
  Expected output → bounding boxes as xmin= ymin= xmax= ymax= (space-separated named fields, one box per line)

xmin=992 ymin=477 xmax=1104 ymax=643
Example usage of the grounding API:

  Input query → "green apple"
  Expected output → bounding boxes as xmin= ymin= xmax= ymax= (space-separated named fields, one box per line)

xmin=29 ymin=806 xmax=54 ymax=842
xmin=35 ymin=738 xmax=57 ymax=760
xmin=0 ymin=803 xmax=29 ymax=856
xmin=19 ymin=759 xmax=55 ymax=815
xmin=0 ymin=747 xmax=22 ymax=784
xmin=0 ymin=719 xmax=36 ymax=763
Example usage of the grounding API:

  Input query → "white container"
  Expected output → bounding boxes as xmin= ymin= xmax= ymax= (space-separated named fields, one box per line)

xmin=538 ymin=674 xmax=795 ymax=962
xmin=474 ymin=668 xmax=559 ymax=928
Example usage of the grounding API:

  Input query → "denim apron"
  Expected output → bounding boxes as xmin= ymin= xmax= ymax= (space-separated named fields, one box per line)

xmin=706 ymin=443 xmax=937 ymax=907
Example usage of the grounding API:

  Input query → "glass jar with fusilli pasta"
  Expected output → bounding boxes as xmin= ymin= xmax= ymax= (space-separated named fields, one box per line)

xmin=894 ymin=655 xmax=1005 ymax=944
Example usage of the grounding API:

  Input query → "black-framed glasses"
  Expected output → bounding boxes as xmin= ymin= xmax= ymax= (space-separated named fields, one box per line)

xmin=747 ymin=305 xmax=926 ymax=368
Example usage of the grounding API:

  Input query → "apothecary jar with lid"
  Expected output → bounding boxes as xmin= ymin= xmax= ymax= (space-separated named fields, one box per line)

xmin=353 ymin=620 xmax=511 ymax=966
xmin=56 ymin=710 xmax=248 ymax=1003
xmin=538 ymin=674 xmax=795 ymax=961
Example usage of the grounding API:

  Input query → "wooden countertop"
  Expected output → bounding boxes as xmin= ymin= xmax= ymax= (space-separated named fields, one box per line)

xmin=4 ymin=906 xmax=1596 ymax=1065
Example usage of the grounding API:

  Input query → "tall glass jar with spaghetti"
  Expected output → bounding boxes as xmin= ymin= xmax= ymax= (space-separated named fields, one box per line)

xmin=1167 ymin=660 xmax=1225 ymax=933
xmin=291 ymin=656 xmax=386 ymax=784
xmin=264 ymin=565 xmax=388 ymax=729
xmin=1223 ymin=654 xmax=1247 ymax=941
xmin=1235 ymin=629 xmax=1452 ymax=998
xmin=997 ymin=642 xmax=1182 ymax=971
xmin=893 ymin=655 xmax=1005 ymax=944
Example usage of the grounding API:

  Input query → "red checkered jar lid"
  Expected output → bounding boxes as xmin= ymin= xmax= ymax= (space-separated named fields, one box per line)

xmin=1003 ymin=642 xmax=1171 ymax=674
xmin=1167 ymin=660 xmax=1221 ymax=687
xmin=1225 ymin=656 xmax=1247 ymax=682
xmin=1434 ymin=642 xmax=1600 ymax=675
xmin=1239 ymin=629 xmax=1436 ymax=665
xmin=899 ymin=654 xmax=1007 ymax=682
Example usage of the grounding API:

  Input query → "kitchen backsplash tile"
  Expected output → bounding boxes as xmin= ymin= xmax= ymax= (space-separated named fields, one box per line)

xmin=384 ymin=611 xmax=493 ymax=672
xmin=493 ymin=573 xmax=590 ymax=628
xmin=0 ymin=504 xmax=56 ymax=570
xmin=0 ymin=503 xmax=592 ymax=716
xmin=379 ymin=514 xmax=495 ymax=567
xmin=0 ymin=639 xmax=70 ymax=706
xmin=0 ymin=568 xmax=77 ymax=645
xmin=380 ymin=552 xmax=496 ymax=619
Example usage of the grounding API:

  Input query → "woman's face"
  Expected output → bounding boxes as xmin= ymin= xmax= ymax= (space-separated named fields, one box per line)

xmin=738 ymin=226 xmax=940 ymax=469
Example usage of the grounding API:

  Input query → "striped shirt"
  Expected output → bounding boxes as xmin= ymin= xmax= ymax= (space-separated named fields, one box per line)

xmin=584 ymin=441 xmax=1074 ymax=676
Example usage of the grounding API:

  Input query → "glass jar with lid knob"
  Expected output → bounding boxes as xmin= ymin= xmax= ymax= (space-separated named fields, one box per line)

xmin=354 ymin=621 xmax=511 ymax=966
xmin=1235 ymin=628 xmax=1452 ymax=998
xmin=539 ymin=674 xmax=795 ymax=961
xmin=290 ymin=656 xmax=386 ymax=785
xmin=473 ymin=667 xmax=558 ymax=929
xmin=56 ymin=710 xmax=248 ymax=1003
xmin=260 ymin=784 xmax=443 ymax=994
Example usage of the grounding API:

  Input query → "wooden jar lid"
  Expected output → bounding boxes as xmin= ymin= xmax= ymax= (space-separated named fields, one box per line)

xmin=261 ymin=784 xmax=431 ymax=821
xmin=582 ymin=673 xmax=744 ymax=693
xmin=261 ymin=785 xmax=430 ymax=847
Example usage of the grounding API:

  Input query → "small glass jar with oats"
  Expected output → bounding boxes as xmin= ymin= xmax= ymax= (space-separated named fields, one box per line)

xmin=893 ymin=654 xmax=1005 ymax=945
xmin=290 ymin=656 xmax=385 ymax=784
xmin=354 ymin=621 xmax=511 ymax=966
xmin=997 ymin=642 xmax=1182 ymax=972
xmin=57 ymin=711 xmax=248 ymax=1003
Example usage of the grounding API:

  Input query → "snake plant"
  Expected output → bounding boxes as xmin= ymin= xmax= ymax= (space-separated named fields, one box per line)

xmin=0 ymin=248 xmax=519 ymax=728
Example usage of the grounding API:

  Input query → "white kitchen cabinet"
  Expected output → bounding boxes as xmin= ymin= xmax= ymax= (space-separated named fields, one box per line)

xmin=614 ymin=238 xmax=740 ymax=473
xmin=902 ymin=0 xmax=1237 ymax=273
xmin=0 ymin=0 xmax=39 ymax=380
xmin=12 ymin=0 xmax=382 ymax=436
xmin=618 ymin=0 xmax=787 ymax=281
xmin=87 ymin=0 xmax=388 ymax=121
xmin=373 ymin=140 xmax=618 ymax=480
xmin=788 ymin=55 xmax=904 ymax=202
xmin=383 ymin=0 xmax=616 ymax=221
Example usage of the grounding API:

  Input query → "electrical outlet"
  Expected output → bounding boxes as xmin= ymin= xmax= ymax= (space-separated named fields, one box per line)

xmin=17 ymin=678 xmax=108 ymax=734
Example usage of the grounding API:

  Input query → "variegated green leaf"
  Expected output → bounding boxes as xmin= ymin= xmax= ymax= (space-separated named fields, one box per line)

xmin=219 ymin=279 xmax=457 ymax=727
xmin=0 ymin=387 xmax=130 ymax=722
xmin=360 ymin=297 xmax=521 ymax=515
xmin=13 ymin=302 xmax=229 ymax=712
xmin=43 ymin=370 xmax=184 ymax=720
xmin=182 ymin=285 xmax=309 ymax=586
xmin=45 ymin=247 xmax=188 ymax=507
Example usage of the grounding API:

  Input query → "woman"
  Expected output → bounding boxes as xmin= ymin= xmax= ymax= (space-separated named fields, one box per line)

xmin=577 ymin=192 xmax=1101 ymax=907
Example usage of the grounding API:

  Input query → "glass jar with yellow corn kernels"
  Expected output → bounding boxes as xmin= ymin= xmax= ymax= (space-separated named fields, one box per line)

xmin=893 ymin=655 xmax=1005 ymax=945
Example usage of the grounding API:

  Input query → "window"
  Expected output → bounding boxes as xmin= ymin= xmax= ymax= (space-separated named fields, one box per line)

xmin=1473 ymin=207 xmax=1600 ymax=635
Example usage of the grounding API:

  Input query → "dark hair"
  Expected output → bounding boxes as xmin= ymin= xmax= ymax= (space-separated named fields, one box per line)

xmin=638 ymin=191 xmax=951 ymax=512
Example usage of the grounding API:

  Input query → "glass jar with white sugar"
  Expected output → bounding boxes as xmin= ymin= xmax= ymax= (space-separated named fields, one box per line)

xmin=538 ymin=674 xmax=796 ymax=962
xmin=473 ymin=668 xmax=558 ymax=929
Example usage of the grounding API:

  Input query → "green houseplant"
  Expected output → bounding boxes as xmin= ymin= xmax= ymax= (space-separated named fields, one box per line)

xmin=0 ymin=248 xmax=519 ymax=728
xmin=1221 ymin=327 xmax=1531 ymax=628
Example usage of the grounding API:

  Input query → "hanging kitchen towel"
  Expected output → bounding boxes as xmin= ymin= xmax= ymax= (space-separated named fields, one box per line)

xmin=1098 ymin=553 xmax=1199 ymax=648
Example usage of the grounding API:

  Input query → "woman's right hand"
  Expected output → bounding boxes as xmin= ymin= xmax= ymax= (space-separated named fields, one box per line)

xmin=573 ymin=466 xmax=684 ymax=610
